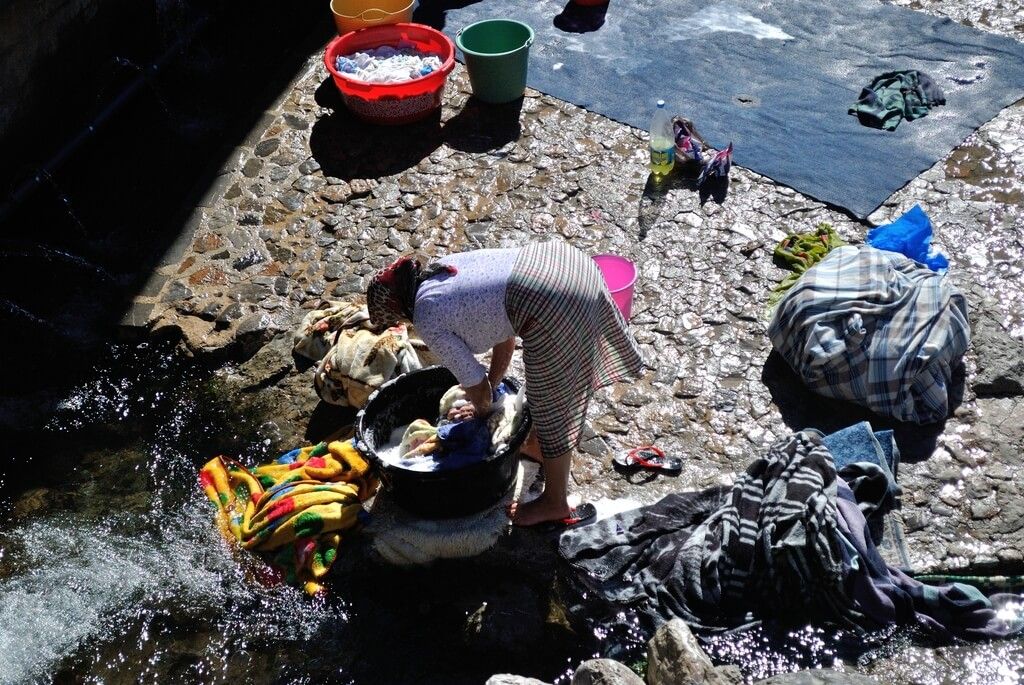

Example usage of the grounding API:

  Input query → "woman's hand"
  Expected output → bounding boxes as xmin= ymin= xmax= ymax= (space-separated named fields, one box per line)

xmin=447 ymin=378 xmax=491 ymax=422
xmin=446 ymin=402 xmax=478 ymax=422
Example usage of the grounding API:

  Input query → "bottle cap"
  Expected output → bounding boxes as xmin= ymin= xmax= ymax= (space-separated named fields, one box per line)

xmin=656 ymin=99 xmax=665 ymax=108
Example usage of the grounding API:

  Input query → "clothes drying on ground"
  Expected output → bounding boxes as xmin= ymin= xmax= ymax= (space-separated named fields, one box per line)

xmin=849 ymin=70 xmax=946 ymax=131
xmin=822 ymin=421 xmax=901 ymax=518
xmin=833 ymin=483 xmax=1022 ymax=640
xmin=559 ymin=430 xmax=1023 ymax=640
xmin=199 ymin=440 xmax=378 ymax=595
xmin=292 ymin=300 xmax=370 ymax=363
xmin=768 ymin=223 xmax=846 ymax=309
xmin=335 ymin=44 xmax=443 ymax=84
xmin=867 ymin=204 xmax=949 ymax=271
xmin=292 ymin=299 xmax=439 ymax=407
xmin=768 ymin=245 xmax=969 ymax=424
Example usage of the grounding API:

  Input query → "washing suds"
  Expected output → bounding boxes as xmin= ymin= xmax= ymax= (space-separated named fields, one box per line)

xmin=687 ymin=3 xmax=794 ymax=41
xmin=591 ymin=497 xmax=641 ymax=521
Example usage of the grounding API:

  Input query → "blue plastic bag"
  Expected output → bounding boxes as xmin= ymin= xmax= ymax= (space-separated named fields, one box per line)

xmin=866 ymin=205 xmax=949 ymax=271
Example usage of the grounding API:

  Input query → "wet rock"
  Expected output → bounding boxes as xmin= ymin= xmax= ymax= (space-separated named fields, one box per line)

xmin=715 ymin=665 xmax=744 ymax=684
xmin=972 ymin=311 xmax=1024 ymax=396
xmin=234 ymin=334 xmax=294 ymax=388
xmin=647 ymin=619 xmax=726 ymax=685
xmin=232 ymin=250 xmax=265 ymax=271
xmin=571 ymin=659 xmax=643 ymax=685
xmin=293 ymin=175 xmax=325 ymax=194
xmin=269 ymin=165 xmax=290 ymax=183
xmin=349 ymin=178 xmax=376 ymax=198
xmin=463 ymin=582 xmax=545 ymax=656
xmin=321 ymin=183 xmax=353 ymax=204
xmin=193 ymin=233 xmax=224 ymax=253
xmin=621 ymin=388 xmax=653 ymax=407
xmin=485 ymin=677 xmax=550 ymax=685
xmin=13 ymin=487 xmax=70 ymax=519
xmin=753 ymin=670 xmax=879 ymax=684
xmin=324 ymin=262 xmax=346 ymax=281
xmin=162 ymin=281 xmax=194 ymax=302
xmin=254 ymin=138 xmax=280 ymax=157
xmin=298 ymin=158 xmax=321 ymax=175
xmin=278 ymin=190 xmax=305 ymax=212
xmin=242 ymin=157 xmax=264 ymax=178
xmin=216 ymin=302 xmax=246 ymax=327
xmin=189 ymin=266 xmax=229 ymax=286
xmin=237 ymin=312 xmax=274 ymax=338
xmin=283 ymin=113 xmax=309 ymax=130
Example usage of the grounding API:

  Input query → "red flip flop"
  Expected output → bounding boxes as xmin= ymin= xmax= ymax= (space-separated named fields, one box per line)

xmin=517 ymin=502 xmax=597 ymax=532
xmin=613 ymin=446 xmax=683 ymax=474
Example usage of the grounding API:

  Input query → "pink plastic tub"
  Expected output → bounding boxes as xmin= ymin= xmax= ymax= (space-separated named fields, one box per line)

xmin=592 ymin=254 xmax=637 ymax=321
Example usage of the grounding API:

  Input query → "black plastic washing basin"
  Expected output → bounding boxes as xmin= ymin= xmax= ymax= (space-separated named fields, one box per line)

xmin=355 ymin=366 xmax=532 ymax=519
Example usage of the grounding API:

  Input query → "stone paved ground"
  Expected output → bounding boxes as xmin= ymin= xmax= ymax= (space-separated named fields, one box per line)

xmin=131 ymin=0 xmax=1023 ymax=583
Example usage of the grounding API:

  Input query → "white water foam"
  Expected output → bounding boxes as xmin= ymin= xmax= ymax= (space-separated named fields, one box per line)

xmin=0 ymin=504 xmax=345 ymax=684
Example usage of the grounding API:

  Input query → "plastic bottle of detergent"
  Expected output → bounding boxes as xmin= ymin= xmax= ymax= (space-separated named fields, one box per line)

xmin=649 ymin=100 xmax=675 ymax=178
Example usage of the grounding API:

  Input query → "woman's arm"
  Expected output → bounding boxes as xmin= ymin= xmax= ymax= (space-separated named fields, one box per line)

xmin=488 ymin=338 xmax=515 ymax=387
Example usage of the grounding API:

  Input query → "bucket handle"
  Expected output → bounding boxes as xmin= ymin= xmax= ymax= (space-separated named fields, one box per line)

xmin=335 ymin=0 xmax=415 ymax=21
xmin=455 ymin=26 xmax=534 ymax=49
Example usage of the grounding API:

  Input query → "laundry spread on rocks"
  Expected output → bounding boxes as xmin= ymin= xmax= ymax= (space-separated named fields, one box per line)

xmin=768 ymin=245 xmax=969 ymax=424
xmin=559 ymin=429 xmax=1023 ymax=640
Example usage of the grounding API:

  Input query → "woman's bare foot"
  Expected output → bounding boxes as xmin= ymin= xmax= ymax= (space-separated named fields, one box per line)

xmin=509 ymin=494 xmax=572 ymax=527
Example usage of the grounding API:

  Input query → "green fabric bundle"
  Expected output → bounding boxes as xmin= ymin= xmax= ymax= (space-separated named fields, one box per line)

xmin=768 ymin=224 xmax=846 ymax=309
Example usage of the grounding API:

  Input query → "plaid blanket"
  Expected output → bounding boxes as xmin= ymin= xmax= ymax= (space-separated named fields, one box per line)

xmin=560 ymin=431 xmax=1023 ymax=639
xmin=768 ymin=246 xmax=969 ymax=424
xmin=560 ymin=431 xmax=852 ymax=629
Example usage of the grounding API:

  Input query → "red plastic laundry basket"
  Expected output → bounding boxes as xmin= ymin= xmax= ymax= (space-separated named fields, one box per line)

xmin=324 ymin=23 xmax=455 ymax=125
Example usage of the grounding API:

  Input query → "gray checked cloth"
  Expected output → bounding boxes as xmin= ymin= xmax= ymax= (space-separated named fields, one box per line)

xmin=768 ymin=245 xmax=969 ymax=424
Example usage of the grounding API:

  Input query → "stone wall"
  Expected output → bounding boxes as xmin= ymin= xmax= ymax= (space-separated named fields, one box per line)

xmin=0 ymin=0 xmax=137 ymax=163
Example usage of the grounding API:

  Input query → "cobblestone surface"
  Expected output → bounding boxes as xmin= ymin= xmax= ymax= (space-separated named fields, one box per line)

xmin=133 ymin=2 xmax=1024 ymax=583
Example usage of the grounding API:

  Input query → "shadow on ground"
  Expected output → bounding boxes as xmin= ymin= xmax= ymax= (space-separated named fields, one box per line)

xmin=554 ymin=1 xmax=609 ymax=34
xmin=761 ymin=351 xmax=964 ymax=463
xmin=639 ymin=164 xmax=729 ymax=240
xmin=413 ymin=0 xmax=486 ymax=31
xmin=310 ymin=80 xmax=524 ymax=177
xmin=0 ymin=3 xmax=332 ymax=406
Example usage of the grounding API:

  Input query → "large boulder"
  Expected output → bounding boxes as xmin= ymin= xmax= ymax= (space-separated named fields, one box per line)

xmin=572 ymin=658 xmax=644 ymax=685
xmin=485 ymin=676 xmax=550 ymax=685
xmin=646 ymin=619 xmax=725 ymax=685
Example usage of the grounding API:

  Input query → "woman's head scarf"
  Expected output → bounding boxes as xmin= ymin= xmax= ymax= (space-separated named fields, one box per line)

xmin=366 ymin=256 xmax=457 ymax=329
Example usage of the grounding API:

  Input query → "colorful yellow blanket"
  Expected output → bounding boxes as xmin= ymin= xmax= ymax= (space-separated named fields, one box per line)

xmin=199 ymin=440 xmax=378 ymax=595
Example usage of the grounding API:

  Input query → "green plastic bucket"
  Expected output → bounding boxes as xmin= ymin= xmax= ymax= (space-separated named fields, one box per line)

xmin=455 ymin=19 xmax=534 ymax=104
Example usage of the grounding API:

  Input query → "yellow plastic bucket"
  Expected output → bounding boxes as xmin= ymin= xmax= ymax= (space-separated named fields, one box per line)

xmin=330 ymin=0 xmax=415 ymax=34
